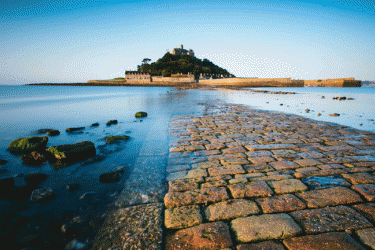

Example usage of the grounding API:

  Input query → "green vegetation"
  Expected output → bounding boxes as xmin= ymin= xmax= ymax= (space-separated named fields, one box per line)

xmin=105 ymin=135 xmax=130 ymax=144
xmin=135 ymin=112 xmax=147 ymax=118
xmin=8 ymin=136 xmax=48 ymax=153
xmin=137 ymin=52 xmax=235 ymax=77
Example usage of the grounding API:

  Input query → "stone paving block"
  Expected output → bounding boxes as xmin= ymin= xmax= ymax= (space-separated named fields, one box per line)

xmin=221 ymin=157 xmax=250 ymax=166
xmin=229 ymin=178 xmax=248 ymax=184
xmin=206 ymin=175 xmax=233 ymax=182
xmin=245 ymin=144 xmax=297 ymax=151
xmin=186 ymin=168 xmax=208 ymax=179
xmin=269 ymin=161 xmax=299 ymax=170
xmin=222 ymin=146 xmax=247 ymax=154
xmin=350 ymin=155 xmax=375 ymax=162
xmin=269 ymin=179 xmax=308 ymax=194
xmin=165 ymin=221 xmax=233 ymax=250
xmin=235 ymin=173 xmax=265 ymax=178
xmin=236 ymin=241 xmax=285 ymax=250
xmin=294 ymin=166 xmax=320 ymax=173
xmin=165 ymin=205 xmax=203 ymax=229
xmin=256 ymin=194 xmax=306 ymax=213
xmin=164 ymin=187 xmax=229 ymax=208
xmin=209 ymin=153 xmax=247 ymax=161
xmin=208 ymin=165 xmax=245 ymax=176
xmin=201 ymin=180 xmax=227 ymax=188
xmin=356 ymin=228 xmax=375 ymax=249
xmin=297 ymin=151 xmax=326 ymax=158
xmin=283 ymin=232 xmax=366 ymax=250
xmin=248 ymin=156 xmax=276 ymax=164
xmin=166 ymin=171 xmax=188 ymax=181
xmin=252 ymin=174 xmax=292 ymax=182
xmin=228 ymin=181 xmax=273 ymax=199
xmin=352 ymin=203 xmax=375 ymax=222
xmin=296 ymin=187 xmax=362 ymax=208
xmin=192 ymin=160 xmax=222 ymax=169
xmin=166 ymin=164 xmax=191 ymax=173
xmin=184 ymin=145 xmax=205 ymax=151
xmin=352 ymin=184 xmax=375 ymax=201
xmin=342 ymin=173 xmax=375 ymax=184
xmin=301 ymin=175 xmax=351 ymax=190
xmin=205 ymin=199 xmax=260 ymax=221
xmin=205 ymin=143 xmax=226 ymax=150
xmin=290 ymin=205 xmax=372 ymax=234
xmin=194 ymin=149 xmax=221 ymax=156
xmin=244 ymin=164 xmax=275 ymax=173
xmin=169 ymin=179 xmax=200 ymax=192
xmin=319 ymin=157 xmax=354 ymax=164
xmin=231 ymin=213 xmax=302 ymax=243
xmin=294 ymin=158 xmax=322 ymax=166
xmin=245 ymin=151 xmax=273 ymax=157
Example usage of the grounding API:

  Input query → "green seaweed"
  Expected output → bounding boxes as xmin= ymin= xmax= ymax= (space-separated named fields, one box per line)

xmin=105 ymin=135 xmax=130 ymax=144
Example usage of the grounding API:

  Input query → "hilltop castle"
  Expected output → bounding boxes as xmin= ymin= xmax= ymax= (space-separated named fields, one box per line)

xmin=171 ymin=44 xmax=195 ymax=57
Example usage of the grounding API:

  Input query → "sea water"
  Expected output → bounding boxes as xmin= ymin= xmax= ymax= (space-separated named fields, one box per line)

xmin=220 ymin=86 xmax=375 ymax=133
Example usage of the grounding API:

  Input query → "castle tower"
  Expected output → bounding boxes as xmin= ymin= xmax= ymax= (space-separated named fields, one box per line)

xmin=180 ymin=44 xmax=183 ymax=49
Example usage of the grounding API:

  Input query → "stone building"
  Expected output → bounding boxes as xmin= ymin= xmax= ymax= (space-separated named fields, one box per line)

xmin=125 ymin=71 xmax=151 ymax=80
xmin=171 ymin=45 xmax=195 ymax=57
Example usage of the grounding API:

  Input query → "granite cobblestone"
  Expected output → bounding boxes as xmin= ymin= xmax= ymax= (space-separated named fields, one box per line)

xmin=163 ymin=102 xmax=375 ymax=249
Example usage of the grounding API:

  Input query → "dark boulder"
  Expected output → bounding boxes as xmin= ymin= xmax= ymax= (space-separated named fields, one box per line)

xmin=30 ymin=187 xmax=55 ymax=202
xmin=47 ymin=129 xmax=60 ymax=136
xmin=8 ymin=136 xmax=48 ymax=154
xmin=13 ymin=184 xmax=36 ymax=202
xmin=105 ymin=135 xmax=130 ymax=144
xmin=106 ymin=120 xmax=118 ymax=126
xmin=24 ymin=173 xmax=48 ymax=186
xmin=99 ymin=171 xmax=120 ymax=183
xmin=61 ymin=223 xmax=79 ymax=237
xmin=66 ymin=127 xmax=85 ymax=133
xmin=0 ymin=159 xmax=8 ymax=165
xmin=34 ymin=128 xmax=54 ymax=135
xmin=91 ymin=122 xmax=99 ymax=127
xmin=329 ymin=113 xmax=340 ymax=117
xmin=135 ymin=112 xmax=147 ymax=118
xmin=0 ymin=177 xmax=15 ymax=198
xmin=47 ymin=141 xmax=96 ymax=167
xmin=21 ymin=151 xmax=47 ymax=166
xmin=305 ymin=109 xmax=310 ymax=113
xmin=66 ymin=184 xmax=79 ymax=191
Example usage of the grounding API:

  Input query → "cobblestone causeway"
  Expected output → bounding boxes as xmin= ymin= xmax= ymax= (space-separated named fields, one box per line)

xmin=164 ymin=102 xmax=375 ymax=249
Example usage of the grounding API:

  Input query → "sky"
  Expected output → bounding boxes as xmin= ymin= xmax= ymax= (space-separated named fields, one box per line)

xmin=1 ymin=0 xmax=374 ymax=84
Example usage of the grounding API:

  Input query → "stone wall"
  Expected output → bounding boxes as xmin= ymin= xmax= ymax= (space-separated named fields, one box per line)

xmin=199 ymin=78 xmax=304 ymax=87
xmin=305 ymin=78 xmax=361 ymax=87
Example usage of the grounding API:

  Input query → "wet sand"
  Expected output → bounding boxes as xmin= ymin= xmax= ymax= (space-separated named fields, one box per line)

xmin=94 ymin=100 xmax=375 ymax=249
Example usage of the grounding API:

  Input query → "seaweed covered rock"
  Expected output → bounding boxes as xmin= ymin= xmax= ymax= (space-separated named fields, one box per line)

xmin=24 ymin=173 xmax=48 ymax=186
xmin=105 ymin=135 xmax=130 ymax=144
xmin=47 ymin=129 xmax=60 ymax=136
xmin=66 ymin=127 xmax=85 ymax=133
xmin=135 ymin=112 xmax=147 ymax=118
xmin=99 ymin=171 xmax=120 ymax=183
xmin=47 ymin=141 xmax=96 ymax=166
xmin=8 ymin=136 xmax=48 ymax=154
xmin=91 ymin=122 xmax=99 ymax=127
xmin=20 ymin=151 xmax=47 ymax=165
xmin=30 ymin=187 xmax=55 ymax=202
xmin=106 ymin=120 xmax=118 ymax=126
xmin=34 ymin=128 xmax=54 ymax=134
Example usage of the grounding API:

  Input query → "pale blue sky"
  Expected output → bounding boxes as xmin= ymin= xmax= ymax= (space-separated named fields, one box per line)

xmin=1 ymin=0 xmax=374 ymax=84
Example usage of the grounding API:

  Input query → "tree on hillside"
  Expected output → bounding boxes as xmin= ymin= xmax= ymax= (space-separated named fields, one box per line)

xmin=142 ymin=58 xmax=151 ymax=64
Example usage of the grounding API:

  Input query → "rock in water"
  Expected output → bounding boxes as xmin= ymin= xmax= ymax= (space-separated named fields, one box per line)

xmin=104 ymin=135 xmax=130 ymax=144
xmin=99 ymin=171 xmax=120 ymax=183
xmin=329 ymin=113 xmax=340 ymax=117
xmin=47 ymin=141 xmax=96 ymax=167
xmin=135 ymin=112 xmax=147 ymax=118
xmin=66 ymin=127 xmax=85 ymax=133
xmin=30 ymin=188 xmax=55 ymax=202
xmin=0 ymin=177 xmax=15 ymax=198
xmin=66 ymin=183 xmax=79 ymax=191
xmin=24 ymin=173 xmax=48 ymax=185
xmin=106 ymin=120 xmax=118 ymax=126
xmin=47 ymin=129 xmax=60 ymax=136
xmin=8 ymin=136 xmax=48 ymax=154
xmin=21 ymin=151 xmax=47 ymax=165
xmin=91 ymin=122 xmax=99 ymax=127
